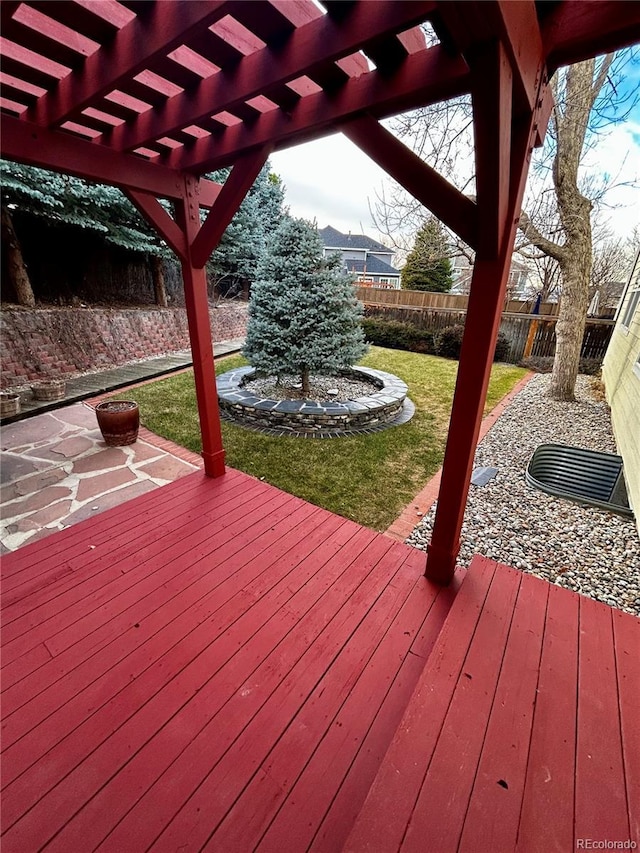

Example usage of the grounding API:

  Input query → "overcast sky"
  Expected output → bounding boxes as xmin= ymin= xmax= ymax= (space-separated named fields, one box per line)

xmin=270 ymin=83 xmax=640 ymax=248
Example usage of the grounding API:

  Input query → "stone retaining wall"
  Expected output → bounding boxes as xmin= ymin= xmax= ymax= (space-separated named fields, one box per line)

xmin=0 ymin=302 xmax=247 ymax=388
xmin=217 ymin=366 xmax=408 ymax=435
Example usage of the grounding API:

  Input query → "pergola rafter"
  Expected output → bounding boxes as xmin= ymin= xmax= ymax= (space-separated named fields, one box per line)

xmin=1 ymin=0 xmax=638 ymax=584
xmin=111 ymin=1 xmax=437 ymax=153
xmin=27 ymin=1 xmax=233 ymax=128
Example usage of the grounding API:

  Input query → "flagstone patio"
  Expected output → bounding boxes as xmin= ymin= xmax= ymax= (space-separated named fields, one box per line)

xmin=1 ymin=403 xmax=200 ymax=553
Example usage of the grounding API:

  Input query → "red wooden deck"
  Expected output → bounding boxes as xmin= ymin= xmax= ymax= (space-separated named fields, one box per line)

xmin=1 ymin=470 xmax=638 ymax=852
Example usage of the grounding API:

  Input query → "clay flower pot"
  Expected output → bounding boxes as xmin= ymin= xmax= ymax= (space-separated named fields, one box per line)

xmin=0 ymin=392 xmax=21 ymax=418
xmin=95 ymin=400 xmax=139 ymax=446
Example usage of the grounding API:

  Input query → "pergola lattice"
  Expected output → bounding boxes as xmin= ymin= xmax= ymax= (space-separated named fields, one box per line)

xmin=2 ymin=0 xmax=639 ymax=582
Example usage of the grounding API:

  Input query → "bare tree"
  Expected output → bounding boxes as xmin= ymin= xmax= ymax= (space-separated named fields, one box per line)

xmin=372 ymin=47 xmax=637 ymax=400
xmin=371 ymin=95 xmax=475 ymax=263
xmin=519 ymin=51 xmax=638 ymax=399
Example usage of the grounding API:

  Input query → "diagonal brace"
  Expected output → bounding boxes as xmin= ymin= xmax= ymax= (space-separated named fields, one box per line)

xmin=342 ymin=116 xmax=478 ymax=250
xmin=125 ymin=190 xmax=188 ymax=262
xmin=190 ymin=146 xmax=272 ymax=268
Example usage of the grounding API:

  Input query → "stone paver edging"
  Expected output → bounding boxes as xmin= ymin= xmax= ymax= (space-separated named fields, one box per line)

xmin=217 ymin=366 xmax=413 ymax=437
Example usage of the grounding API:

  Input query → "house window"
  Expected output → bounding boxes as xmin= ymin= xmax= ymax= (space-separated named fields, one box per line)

xmin=378 ymin=277 xmax=389 ymax=284
xmin=621 ymin=250 xmax=640 ymax=329
xmin=621 ymin=287 xmax=640 ymax=329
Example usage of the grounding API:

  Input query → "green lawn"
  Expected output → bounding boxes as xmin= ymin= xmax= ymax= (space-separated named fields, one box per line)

xmin=131 ymin=347 xmax=526 ymax=531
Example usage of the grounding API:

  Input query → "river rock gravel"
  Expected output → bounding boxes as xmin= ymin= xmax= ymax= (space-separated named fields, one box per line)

xmin=407 ymin=374 xmax=640 ymax=616
xmin=243 ymin=373 xmax=378 ymax=401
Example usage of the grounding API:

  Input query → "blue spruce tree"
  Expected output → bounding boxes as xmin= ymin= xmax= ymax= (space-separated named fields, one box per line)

xmin=244 ymin=218 xmax=367 ymax=395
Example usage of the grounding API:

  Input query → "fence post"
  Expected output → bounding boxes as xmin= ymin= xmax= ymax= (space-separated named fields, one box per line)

xmin=523 ymin=318 xmax=539 ymax=359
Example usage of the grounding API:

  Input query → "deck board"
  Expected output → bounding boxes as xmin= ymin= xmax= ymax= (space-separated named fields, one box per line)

xmin=347 ymin=557 xmax=639 ymax=853
xmin=614 ymin=608 xmax=640 ymax=843
xmin=575 ymin=596 xmax=629 ymax=841
xmin=516 ymin=583 xmax=580 ymax=853
xmin=1 ymin=471 xmax=452 ymax=852
xmin=401 ymin=562 xmax=522 ymax=852
xmin=2 ymin=470 xmax=638 ymax=852
xmin=458 ymin=571 xmax=548 ymax=853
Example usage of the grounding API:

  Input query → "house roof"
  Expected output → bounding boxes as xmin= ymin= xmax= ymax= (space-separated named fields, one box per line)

xmin=342 ymin=256 xmax=401 ymax=276
xmin=319 ymin=226 xmax=391 ymax=254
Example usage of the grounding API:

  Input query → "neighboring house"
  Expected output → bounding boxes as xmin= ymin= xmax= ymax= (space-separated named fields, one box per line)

xmin=319 ymin=226 xmax=401 ymax=289
xmin=588 ymin=280 xmax=625 ymax=318
xmin=450 ymin=254 xmax=532 ymax=297
xmin=602 ymin=246 xmax=640 ymax=534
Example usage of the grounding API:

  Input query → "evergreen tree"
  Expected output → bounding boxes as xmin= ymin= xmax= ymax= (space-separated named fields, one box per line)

xmin=207 ymin=162 xmax=285 ymax=295
xmin=0 ymin=160 xmax=166 ymax=255
xmin=1 ymin=159 xmax=169 ymax=306
xmin=401 ymin=216 xmax=453 ymax=292
xmin=1 ymin=158 xmax=285 ymax=305
xmin=244 ymin=217 xmax=367 ymax=395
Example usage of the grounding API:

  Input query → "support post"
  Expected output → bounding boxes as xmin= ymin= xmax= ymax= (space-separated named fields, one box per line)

xmin=425 ymin=40 xmax=547 ymax=584
xmin=175 ymin=176 xmax=226 ymax=477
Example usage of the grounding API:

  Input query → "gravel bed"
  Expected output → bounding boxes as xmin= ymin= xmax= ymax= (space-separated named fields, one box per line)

xmin=407 ymin=374 xmax=640 ymax=616
xmin=243 ymin=373 xmax=378 ymax=401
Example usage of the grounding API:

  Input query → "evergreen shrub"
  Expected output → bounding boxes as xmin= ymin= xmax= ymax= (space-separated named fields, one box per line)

xmin=493 ymin=332 xmax=512 ymax=362
xmin=434 ymin=325 xmax=512 ymax=362
xmin=361 ymin=318 xmax=434 ymax=354
xmin=434 ymin=324 xmax=465 ymax=358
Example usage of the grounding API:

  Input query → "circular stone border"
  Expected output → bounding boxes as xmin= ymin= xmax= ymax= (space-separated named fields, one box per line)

xmin=216 ymin=366 xmax=414 ymax=438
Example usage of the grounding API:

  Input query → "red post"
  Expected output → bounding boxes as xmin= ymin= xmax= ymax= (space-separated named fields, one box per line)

xmin=425 ymin=253 xmax=515 ymax=583
xmin=425 ymin=40 xmax=546 ymax=584
xmin=175 ymin=176 xmax=226 ymax=477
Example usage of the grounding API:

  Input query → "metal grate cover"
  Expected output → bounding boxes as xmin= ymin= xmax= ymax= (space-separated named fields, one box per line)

xmin=526 ymin=443 xmax=634 ymax=518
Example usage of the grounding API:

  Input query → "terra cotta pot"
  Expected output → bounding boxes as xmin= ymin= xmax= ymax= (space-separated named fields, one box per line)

xmin=95 ymin=400 xmax=139 ymax=446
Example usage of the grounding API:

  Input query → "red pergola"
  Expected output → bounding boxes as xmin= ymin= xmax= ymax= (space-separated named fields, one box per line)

xmin=2 ymin=0 xmax=639 ymax=584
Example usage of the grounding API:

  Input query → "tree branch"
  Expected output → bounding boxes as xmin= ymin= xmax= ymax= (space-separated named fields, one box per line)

xmin=592 ymin=54 xmax=614 ymax=104
xmin=518 ymin=210 xmax=567 ymax=262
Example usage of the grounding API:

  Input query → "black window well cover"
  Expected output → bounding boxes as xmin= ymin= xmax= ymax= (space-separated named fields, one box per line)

xmin=526 ymin=443 xmax=634 ymax=518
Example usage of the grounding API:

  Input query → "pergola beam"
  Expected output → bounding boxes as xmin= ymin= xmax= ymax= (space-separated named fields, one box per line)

xmin=0 ymin=114 xmax=222 ymax=205
xmin=437 ymin=1 xmax=543 ymax=114
xmin=542 ymin=1 xmax=640 ymax=73
xmin=343 ymin=115 xmax=478 ymax=250
xmin=29 ymin=1 xmax=233 ymax=128
xmin=113 ymin=0 xmax=437 ymax=153
xmin=173 ymin=46 xmax=470 ymax=173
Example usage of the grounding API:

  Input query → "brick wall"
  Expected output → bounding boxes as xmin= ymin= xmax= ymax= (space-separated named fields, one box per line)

xmin=0 ymin=302 xmax=247 ymax=389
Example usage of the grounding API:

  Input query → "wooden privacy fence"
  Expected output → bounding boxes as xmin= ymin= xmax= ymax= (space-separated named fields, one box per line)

xmin=500 ymin=314 xmax=615 ymax=362
xmin=363 ymin=303 xmax=615 ymax=363
xmin=356 ymin=286 xmax=561 ymax=315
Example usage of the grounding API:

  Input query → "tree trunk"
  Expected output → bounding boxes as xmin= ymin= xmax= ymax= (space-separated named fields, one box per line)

xmin=550 ymin=230 xmax=592 ymax=400
xmin=1 ymin=206 xmax=35 ymax=307
xmin=150 ymin=255 xmax=168 ymax=307
xmin=548 ymin=61 xmax=597 ymax=401
xmin=301 ymin=368 xmax=310 ymax=396
xmin=549 ymin=202 xmax=592 ymax=402
xmin=517 ymin=57 xmax=610 ymax=401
